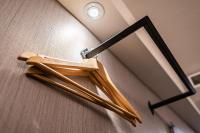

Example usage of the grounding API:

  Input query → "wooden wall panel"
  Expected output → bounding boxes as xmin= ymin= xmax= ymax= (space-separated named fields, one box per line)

xmin=0 ymin=0 xmax=116 ymax=132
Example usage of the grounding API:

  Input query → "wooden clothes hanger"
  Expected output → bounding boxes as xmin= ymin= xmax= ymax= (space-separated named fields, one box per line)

xmin=18 ymin=52 xmax=142 ymax=126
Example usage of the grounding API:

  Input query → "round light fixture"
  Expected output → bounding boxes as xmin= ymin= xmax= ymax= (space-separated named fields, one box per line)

xmin=84 ymin=2 xmax=104 ymax=20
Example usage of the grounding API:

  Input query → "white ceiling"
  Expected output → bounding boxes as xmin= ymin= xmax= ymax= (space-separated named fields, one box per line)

xmin=57 ymin=0 xmax=200 ymax=132
xmin=58 ymin=0 xmax=128 ymax=41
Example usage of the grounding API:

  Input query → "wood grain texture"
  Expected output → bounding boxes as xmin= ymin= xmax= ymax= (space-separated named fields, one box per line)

xmin=0 ymin=0 xmax=116 ymax=132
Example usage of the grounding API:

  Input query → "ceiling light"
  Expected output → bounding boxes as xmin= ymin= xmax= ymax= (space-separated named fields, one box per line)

xmin=85 ymin=2 xmax=104 ymax=20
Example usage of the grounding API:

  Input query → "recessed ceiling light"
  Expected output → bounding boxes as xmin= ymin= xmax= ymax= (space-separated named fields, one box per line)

xmin=84 ymin=2 xmax=104 ymax=20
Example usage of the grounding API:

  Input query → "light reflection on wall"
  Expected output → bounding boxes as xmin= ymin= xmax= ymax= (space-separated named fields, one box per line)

xmin=56 ymin=21 xmax=90 ymax=61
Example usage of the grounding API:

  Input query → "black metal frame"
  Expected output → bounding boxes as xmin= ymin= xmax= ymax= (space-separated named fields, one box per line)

xmin=81 ymin=16 xmax=196 ymax=114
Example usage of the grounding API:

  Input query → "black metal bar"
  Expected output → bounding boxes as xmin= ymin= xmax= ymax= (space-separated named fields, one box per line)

xmin=81 ymin=16 xmax=196 ymax=114
xmin=148 ymin=92 xmax=193 ymax=114
xmin=85 ymin=17 xmax=146 ymax=58
xmin=143 ymin=17 xmax=195 ymax=94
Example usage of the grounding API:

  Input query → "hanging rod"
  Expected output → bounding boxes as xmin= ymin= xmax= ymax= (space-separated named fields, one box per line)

xmin=80 ymin=16 xmax=196 ymax=114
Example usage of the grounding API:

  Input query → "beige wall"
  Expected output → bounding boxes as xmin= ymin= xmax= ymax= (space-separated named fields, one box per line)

xmin=0 ymin=0 xmax=194 ymax=132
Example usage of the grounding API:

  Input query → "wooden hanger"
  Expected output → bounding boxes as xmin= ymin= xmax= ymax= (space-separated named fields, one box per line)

xmin=18 ymin=52 xmax=98 ymax=70
xmin=18 ymin=52 xmax=142 ymax=126
xmin=90 ymin=61 xmax=142 ymax=123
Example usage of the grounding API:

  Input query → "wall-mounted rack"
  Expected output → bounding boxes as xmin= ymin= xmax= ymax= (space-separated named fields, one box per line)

xmin=81 ymin=16 xmax=196 ymax=114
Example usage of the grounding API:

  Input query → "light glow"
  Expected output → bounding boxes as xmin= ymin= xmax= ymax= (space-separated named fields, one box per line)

xmin=87 ymin=6 xmax=100 ymax=18
xmin=85 ymin=2 xmax=104 ymax=20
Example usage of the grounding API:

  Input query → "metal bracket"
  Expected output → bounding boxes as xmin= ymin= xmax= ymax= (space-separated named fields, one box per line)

xmin=81 ymin=16 xmax=196 ymax=114
xmin=81 ymin=48 xmax=91 ymax=59
xmin=81 ymin=48 xmax=99 ymax=59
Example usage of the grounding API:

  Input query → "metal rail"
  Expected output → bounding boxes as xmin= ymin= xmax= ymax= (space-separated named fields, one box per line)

xmin=81 ymin=16 xmax=196 ymax=114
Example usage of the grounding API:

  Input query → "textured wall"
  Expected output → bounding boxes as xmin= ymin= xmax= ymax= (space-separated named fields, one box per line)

xmin=0 ymin=0 xmax=194 ymax=132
